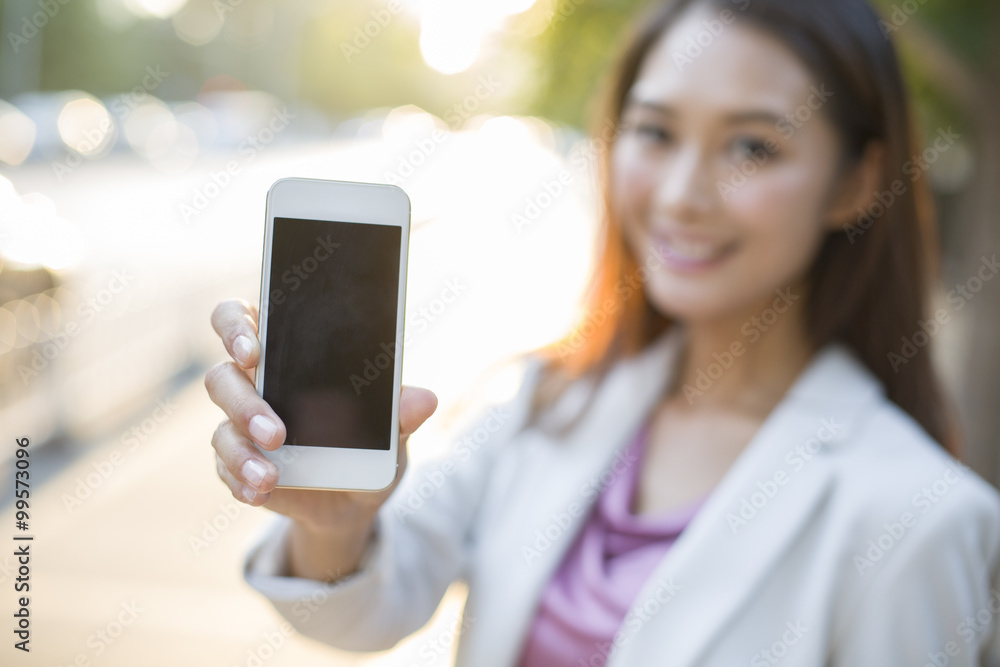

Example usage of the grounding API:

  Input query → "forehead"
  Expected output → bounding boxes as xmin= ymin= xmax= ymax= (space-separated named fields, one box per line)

xmin=629 ymin=5 xmax=816 ymax=113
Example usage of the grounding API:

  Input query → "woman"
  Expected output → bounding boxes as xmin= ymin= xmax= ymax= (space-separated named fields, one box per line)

xmin=205 ymin=0 xmax=1000 ymax=664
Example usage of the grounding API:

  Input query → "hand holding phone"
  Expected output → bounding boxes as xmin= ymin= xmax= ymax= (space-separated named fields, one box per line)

xmin=204 ymin=176 xmax=438 ymax=579
xmin=205 ymin=299 xmax=438 ymax=576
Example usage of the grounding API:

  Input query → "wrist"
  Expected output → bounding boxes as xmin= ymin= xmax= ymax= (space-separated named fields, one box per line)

xmin=287 ymin=515 xmax=378 ymax=583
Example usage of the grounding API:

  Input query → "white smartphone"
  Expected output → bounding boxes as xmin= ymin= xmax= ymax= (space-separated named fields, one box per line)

xmin=255 ymin=177 xmax=410 ymax=491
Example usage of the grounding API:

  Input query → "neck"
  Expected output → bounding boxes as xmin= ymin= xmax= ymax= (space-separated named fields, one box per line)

xmin=669 ymin=286 xmax=814 ymax=418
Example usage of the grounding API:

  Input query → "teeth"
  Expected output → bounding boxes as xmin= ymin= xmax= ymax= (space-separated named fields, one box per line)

xmin=664 ymin=238 xmax=724 ymax=261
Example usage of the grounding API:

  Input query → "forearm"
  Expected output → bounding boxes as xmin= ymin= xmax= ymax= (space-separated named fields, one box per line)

xmin=286 ymin=516 xmax=377 ymax=583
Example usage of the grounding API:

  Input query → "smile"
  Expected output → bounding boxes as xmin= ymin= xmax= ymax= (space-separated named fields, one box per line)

xmin=651 ymin=233 xmax=739 ymax=272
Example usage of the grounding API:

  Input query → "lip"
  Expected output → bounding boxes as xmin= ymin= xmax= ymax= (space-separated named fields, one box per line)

xmin=647 ymin=229 xmax=740 ymax=273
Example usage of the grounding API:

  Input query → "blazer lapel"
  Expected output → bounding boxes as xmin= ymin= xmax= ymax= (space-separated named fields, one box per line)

xmin=477 ymin=326 xmax=687 ymax=667
xmin=605 ymin=341 xmax=883 ymax=667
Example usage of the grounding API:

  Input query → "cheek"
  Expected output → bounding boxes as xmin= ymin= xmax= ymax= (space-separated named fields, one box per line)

xmin=724 ymin=162 xmax=830 ymax=271
xmin=611 ymin=144 xmax=656 ymax=219
xmin=611 ymin=145 xmax=664 ymax=268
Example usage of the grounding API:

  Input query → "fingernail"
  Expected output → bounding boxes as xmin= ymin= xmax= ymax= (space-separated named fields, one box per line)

xmin=243 ymin=485 xmax=258 ymax=503
xmin=249 ymin=415 xmax=278 ymax=447
xmin=233 ymin=335 xmax=253 ymax=364
xmin=243 ymin=458 xmax=267 ymax=489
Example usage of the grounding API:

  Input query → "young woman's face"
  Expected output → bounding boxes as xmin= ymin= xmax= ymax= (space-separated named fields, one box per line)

xmin=612 ymin=5 xmax=844 ymax=325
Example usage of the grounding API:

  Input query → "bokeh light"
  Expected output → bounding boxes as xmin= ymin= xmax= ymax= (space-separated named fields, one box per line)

xmin=57 ymin=95 xmax=116 ymax=158
xmin=0 ymin=176 xmax=88 ymax=270
xmin=124 ymin=0 xmax=189 ymax=19
xmin=417 ymin=0 xmax=538 ymax=74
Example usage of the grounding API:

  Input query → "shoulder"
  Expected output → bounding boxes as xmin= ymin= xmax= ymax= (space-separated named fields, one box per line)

xmin=824 ymin=392 xmax=1000 ymax=577
xmin=837 ymin=395 xmax=998 ymax=513
xmin=817 ymin=396 xmax=1000 ymax=658
xmin=795 ymin=341 xmax=1000 ymax=534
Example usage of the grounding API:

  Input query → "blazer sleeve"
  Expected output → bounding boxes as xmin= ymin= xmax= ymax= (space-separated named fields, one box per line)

xmin=240 ymin=356 xmax=544 ymax=652
xmin=830 ymin=473 xmax=1000 ymax=666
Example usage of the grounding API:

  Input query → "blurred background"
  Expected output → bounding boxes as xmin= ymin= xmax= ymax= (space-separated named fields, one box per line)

xmin=0 ymin=0 xmax=997 ymax=664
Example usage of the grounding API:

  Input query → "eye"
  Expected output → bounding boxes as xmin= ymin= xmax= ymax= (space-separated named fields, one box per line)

xmin=730 ymin=136 xmax=774 ymax=161
xmin=626 ymin=122 xmax=673 ymax=145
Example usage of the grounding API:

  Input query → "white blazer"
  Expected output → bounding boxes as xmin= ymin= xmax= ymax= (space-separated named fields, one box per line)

xmin=243 ymin=326 xmax=1000 ymax=666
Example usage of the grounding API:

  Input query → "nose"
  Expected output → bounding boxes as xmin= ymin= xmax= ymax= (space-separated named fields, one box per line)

xmin=652 ymin=144 xmax=715 ymax=223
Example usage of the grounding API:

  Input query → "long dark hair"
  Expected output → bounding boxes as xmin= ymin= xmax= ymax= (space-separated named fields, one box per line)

xmin=522 ymin=0 xmax=958 ymax=457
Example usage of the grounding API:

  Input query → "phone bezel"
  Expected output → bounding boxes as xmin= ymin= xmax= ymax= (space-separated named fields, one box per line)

xmin=256 ymin=177 xmax=410 ymax=491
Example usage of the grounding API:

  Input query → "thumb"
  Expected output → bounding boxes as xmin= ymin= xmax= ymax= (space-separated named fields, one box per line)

xmin=399 ymin=385 xmax=438 ymax=439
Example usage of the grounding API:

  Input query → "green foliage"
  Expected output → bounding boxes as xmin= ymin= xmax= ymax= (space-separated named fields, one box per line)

xmin=525 ymin=0 xmax=652 ymax=128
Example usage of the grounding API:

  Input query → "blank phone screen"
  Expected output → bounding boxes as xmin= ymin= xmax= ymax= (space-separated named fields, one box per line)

xmin=262 ymin=216 xmax=402 ymax=450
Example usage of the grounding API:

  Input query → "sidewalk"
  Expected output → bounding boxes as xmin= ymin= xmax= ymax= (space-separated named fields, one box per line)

xmin=1 ymin=377 xmax=468 ymax=667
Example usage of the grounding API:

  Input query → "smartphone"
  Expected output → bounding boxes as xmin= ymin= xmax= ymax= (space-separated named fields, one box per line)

xmin=255 ymin=177 xmax=410 ymax=491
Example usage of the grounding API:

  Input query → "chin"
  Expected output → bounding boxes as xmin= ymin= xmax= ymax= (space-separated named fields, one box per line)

xmin=642 ymin=277 xmax=738 ymax=325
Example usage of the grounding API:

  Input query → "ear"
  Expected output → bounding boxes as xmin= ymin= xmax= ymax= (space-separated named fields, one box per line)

xmin=824 ymin=140 xmax=885 ymax=230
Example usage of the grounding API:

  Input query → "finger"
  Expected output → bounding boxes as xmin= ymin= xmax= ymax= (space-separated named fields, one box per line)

xmin=399 ymin=385 xmax=438 ymax=439
xmin=211 ymin=298 xmax=260 ymax=369
xmin=215 ymin=451 xmax=271 ymax=506
xmin=393 ymin=386 xmax=435 ymax=487
xmin=205 ymin=361 xmax=286 ymax=450
xmin=212 ymin=420 xmax=280 ymax=495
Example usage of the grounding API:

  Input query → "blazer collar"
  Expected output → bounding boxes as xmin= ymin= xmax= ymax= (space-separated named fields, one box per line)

xmin=485 ymin=325 xmax=884 ymax=667
xmin=605 ymin=327 xmax=884 ymax=666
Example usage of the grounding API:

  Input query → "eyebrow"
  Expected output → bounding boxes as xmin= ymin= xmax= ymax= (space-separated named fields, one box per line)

xmin=624 ymin=95 xmax=784 ymax=126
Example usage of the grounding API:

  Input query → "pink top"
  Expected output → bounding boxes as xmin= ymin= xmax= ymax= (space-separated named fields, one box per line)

xmin=516 ymin=420 xmax=709 ymax=667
